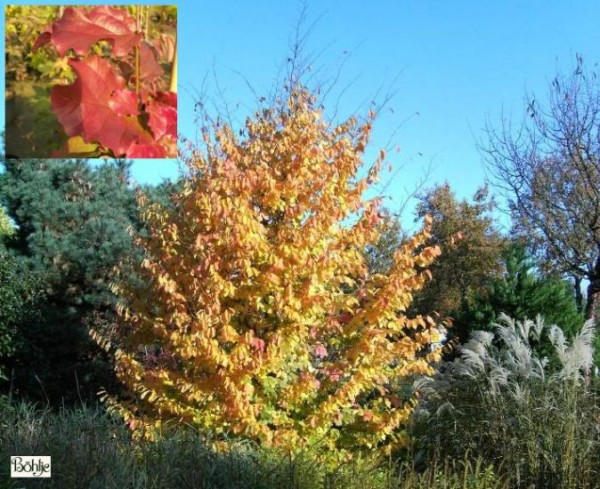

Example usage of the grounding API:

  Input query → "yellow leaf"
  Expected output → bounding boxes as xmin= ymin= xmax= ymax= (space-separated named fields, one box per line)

xmin=65 ymin=135 xmax=99 ymax=155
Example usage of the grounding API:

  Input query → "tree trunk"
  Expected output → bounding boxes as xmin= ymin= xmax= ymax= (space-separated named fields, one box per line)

xmin=585 ymin=255 xmax=600 ymax=322
xmin=574 ymin=276 xmax=584 ymax=313
xmin=584 ymin=279 xmax=600 ymax=323
xmin=582 ymin=279 xmax=599 ymax=385
xmin=583 ymin=259 xmax=600 ymax=383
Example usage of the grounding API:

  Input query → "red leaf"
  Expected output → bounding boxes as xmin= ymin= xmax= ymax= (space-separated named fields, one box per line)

xmin=139 ymin=41 xmax=163 ymax=82
xmin=251 ymin=338 xmax=265 ymax=353
xmin=46 ymin=6 xmax=142 ymax=57
xmin=32 ymin=30 xmax=52 ymax=51
xmin=313 ymin=344 xmax=328 ymax=359
xmin=339 ymin=312 xmax=352 ymax=324
xmin=108 ymin=88 xmax=139 ymax=117
xmin=116 ymin=43 xmax=171 ymax=98
xmin=325 ymin=368 xmax=342 ymax=382
xmin=147 ymin=95 xmax=177 ymax=140
xmin=51 ymin=55 xmax=153 ymax=156
xmin=126 ymin=142 xmax=167 ymax=158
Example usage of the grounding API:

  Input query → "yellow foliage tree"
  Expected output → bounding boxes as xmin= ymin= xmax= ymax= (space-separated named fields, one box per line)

xmin=93 ymin=87 xmax=443 ymax=461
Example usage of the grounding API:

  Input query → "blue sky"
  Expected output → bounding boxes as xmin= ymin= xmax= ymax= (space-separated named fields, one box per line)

xmin=3 ymin=1 xmax=600 ymax=230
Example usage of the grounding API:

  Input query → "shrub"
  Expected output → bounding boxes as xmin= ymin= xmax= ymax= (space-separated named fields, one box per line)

xmin=0 ymin=251 xmax=44 ymax=384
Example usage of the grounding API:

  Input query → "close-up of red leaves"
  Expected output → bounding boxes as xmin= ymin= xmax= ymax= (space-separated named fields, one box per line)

xmin=138 ymin=41 xmax=164 ymax=83
xmin=33 ymin=6 xmax=143 ymax=57
xmin=28 ymin=5 xmax=177 ymax=158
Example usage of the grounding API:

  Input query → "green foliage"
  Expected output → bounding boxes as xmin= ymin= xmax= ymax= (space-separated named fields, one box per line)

xmin=5 ymin=80 xmax=67 ymax=158
xmin=0 ymin=160 xmax=140 ymax=404
xmin=138 ymin=178 xmax=182 ymax=214
xmin=4 ymin=6 xmax=63 ymax=84
xmin=0 ymin=207 xmax=14 ymax=241
xmin=394 ymin=457 xmax=507 ymax=489
xmin=1 ymin=160 xmax=138 ymax=310
xmin=411 ymin=315 xmax=600 ymax=489
xmin=452 ymin=244 xmax=584 ymax=350
xmin=0 ymin=252 xmax=43 ymax=383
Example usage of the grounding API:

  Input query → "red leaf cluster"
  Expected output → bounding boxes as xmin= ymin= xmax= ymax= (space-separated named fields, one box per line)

xmin=51 ymin=56 xmax=153 ymax=156
xmin=34 ymin=6 xmax=177 ymax=158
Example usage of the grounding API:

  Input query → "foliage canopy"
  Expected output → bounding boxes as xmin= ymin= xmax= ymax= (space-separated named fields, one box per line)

xmin=412 ymin=183 xmax=504 ymax=322
xmin=95 ymin=87 xmax=444 ymax=462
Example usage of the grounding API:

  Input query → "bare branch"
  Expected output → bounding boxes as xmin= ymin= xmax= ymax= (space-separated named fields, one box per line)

xmin=480 ymin=55 xmax=600 ymax=319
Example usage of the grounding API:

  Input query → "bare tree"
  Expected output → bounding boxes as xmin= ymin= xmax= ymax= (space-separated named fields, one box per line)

xmin=481 ymin=54 xmax=600 ymax=322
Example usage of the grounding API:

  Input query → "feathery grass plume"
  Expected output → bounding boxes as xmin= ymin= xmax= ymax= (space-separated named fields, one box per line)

xmin=549 ymin=317 xmax=595 ymax=380
xmin=409 ymin=314 xmax=600 ymax=489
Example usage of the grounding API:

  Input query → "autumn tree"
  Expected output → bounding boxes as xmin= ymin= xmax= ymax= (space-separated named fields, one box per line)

xmin=482 ymin=55 xmax=600 ymax=323
xmin=94 ymin=87 xmax=443 ymax=462
xmin=411 ymin=183 xmax=505 ymax=324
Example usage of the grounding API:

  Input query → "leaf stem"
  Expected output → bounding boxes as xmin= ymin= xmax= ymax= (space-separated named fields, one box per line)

xmin=135 ymin=5 xmax=141 ymax=98
xmin=169 ymin=34 xmax=177 ymax=93
xmin=135 ymin=44 xmax=140 ymax=97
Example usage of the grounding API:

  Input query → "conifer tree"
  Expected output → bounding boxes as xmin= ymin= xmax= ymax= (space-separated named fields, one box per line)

xmin=453 ymin=244 xmax=585 ymax=361
xmin=0 ymin=160 xmax=139 ymax=403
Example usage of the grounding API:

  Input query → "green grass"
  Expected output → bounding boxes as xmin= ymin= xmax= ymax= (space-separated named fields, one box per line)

xmin=0 ymin=401 xmax=509 ymax=489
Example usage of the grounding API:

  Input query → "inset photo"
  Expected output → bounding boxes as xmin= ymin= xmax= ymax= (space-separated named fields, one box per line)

xmin=5 ymin=5 xmax=177 ymax=158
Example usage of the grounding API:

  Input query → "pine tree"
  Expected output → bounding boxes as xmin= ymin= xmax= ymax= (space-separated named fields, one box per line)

xmin=453 ymin=244 xmax=584 ymax=363
xmin=0 ymin=160 xmax=140 ymax=403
